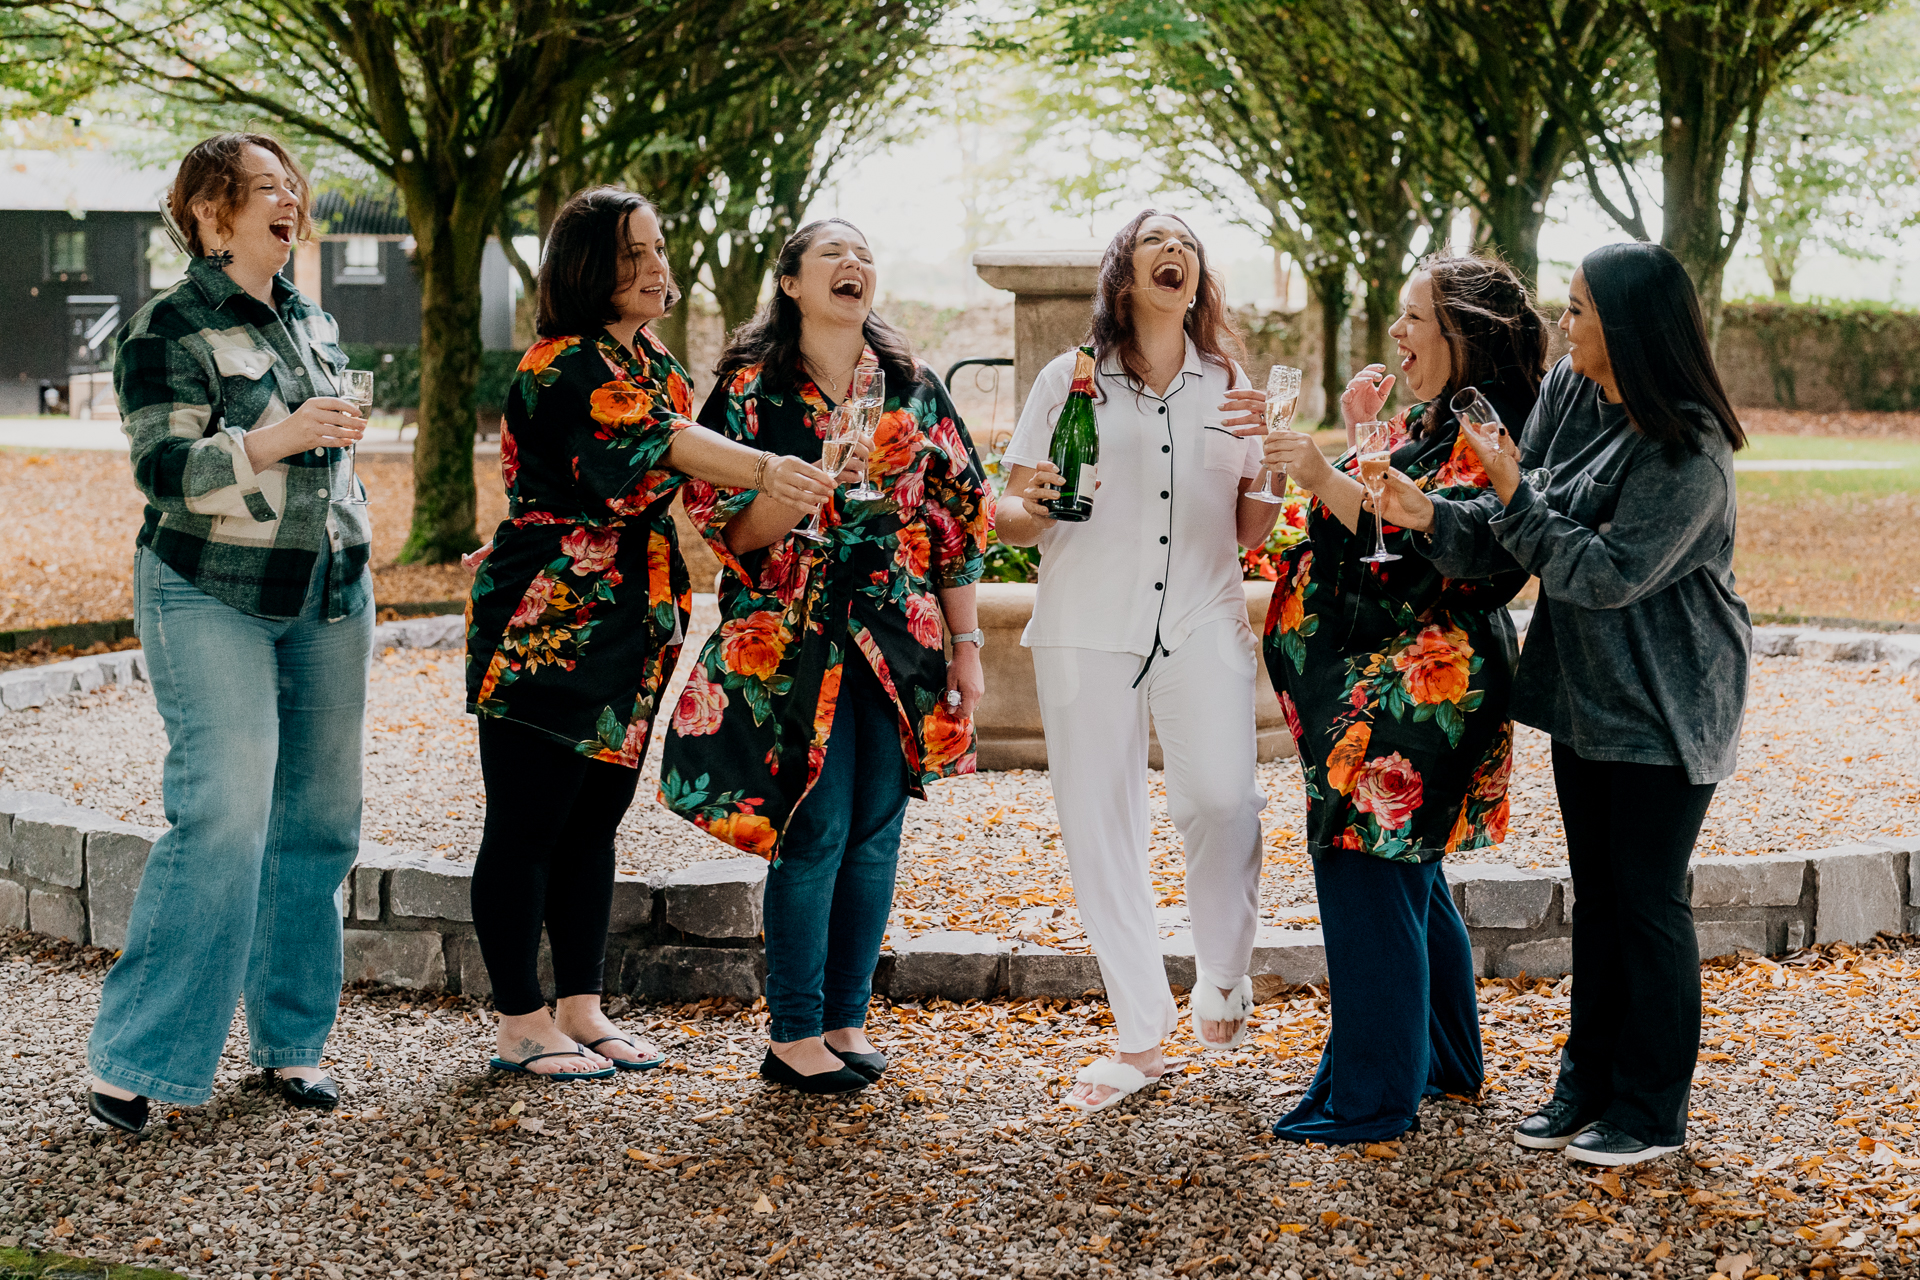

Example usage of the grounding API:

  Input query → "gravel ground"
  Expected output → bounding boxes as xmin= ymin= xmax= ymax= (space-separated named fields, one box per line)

xmin=6 ymin=928 xmax=1920 ymax=1279
xmin=2 ymin=617 xmax=1912 ymax=948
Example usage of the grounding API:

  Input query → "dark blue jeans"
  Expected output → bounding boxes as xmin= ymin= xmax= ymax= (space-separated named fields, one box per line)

xmin=762 ymin=656 xmax=908 ymax=1043
xmin=1271 ymin=848 xmax=1483 ymax=1144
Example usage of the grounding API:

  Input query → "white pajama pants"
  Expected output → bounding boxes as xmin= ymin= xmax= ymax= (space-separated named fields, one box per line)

xmin=1033 ymin=616 xmax=1267 ymax=1052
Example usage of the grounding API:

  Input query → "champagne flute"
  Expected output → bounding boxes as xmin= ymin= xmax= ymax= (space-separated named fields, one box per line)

xmin=1246 ymin=364 xmax=1302 ymax=504
xmin=1356 ymin=420 xmax=1400 ymax=564
xmin=1449 ymin=387 xmax=1504 ymax=455
xmin=333 ymin=369 xmax=374 ymax=506
xmin=844 ymin=365 xmax=886 ymax=501
xmin=794 ymin=405 xmax=857 ymax=544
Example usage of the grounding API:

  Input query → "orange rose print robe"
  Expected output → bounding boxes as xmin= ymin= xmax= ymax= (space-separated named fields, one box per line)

xmin=1263 ymin=396 xmax=1530 ymax=862
xmin=465 ymin=327 xmax=695 ymax=767
xmin=659 ymin=353 xmax=991 ymax=862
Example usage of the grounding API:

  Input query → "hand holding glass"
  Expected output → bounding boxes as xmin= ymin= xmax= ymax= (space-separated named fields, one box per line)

xmin=1449 ymin=387 xmax=1503 ymax=455
xmin=1247 ymin=364 xmax=1302 ymax=504
xmin=332 ymin=369 xmax=374 ymax=506
xmin=795 ymin=405 xmax=858 ymax=544
xmin=1357 ymin=421 xmax=1400 ymax=564
xmin=844 ymin=366 xmax=885 ymax=501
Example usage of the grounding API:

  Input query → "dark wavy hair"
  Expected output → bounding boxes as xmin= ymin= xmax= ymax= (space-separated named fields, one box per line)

xmin=1580 ymin=242 xmax=1746 ymax=456
xmin=536 ymin=186 xmax=681 ymax=340
xmin=713 ymin=218 xmax=918 ymax=396
xmin=1418 ymin=250 xmax=1550 ymax=433
xmin=1088 ymin=209 xmax=1244 ymax=398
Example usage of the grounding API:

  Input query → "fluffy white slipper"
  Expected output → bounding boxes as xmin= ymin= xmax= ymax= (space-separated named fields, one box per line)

xmin=1192 ymin=973 xmax=1254 ymax=1051
xmin=1063 ymin=1059 xmax=1158 ymax=1113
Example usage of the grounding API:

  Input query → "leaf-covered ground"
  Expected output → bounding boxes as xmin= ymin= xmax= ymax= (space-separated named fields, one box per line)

xmin=8 ymin=929 xmax=1920 ymax=1279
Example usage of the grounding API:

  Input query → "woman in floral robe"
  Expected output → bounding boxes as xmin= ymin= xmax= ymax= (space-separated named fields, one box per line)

xmin=464 ymin=187 xmax=839 ymax=1079
xmin=662 ymin=218 xmax=990 ymax=1094
xmin=1260 ymin=252 xmax=1545 ymax=1143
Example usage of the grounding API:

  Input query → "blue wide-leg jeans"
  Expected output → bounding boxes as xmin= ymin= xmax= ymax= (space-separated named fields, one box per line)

xmin=762 ymin=655 xmax=909 ymax=1043
xmin=1270 ymin=848 xmax=1483 ymax=1144
xmin=87 ymin=547 xmax=371 ymax=1105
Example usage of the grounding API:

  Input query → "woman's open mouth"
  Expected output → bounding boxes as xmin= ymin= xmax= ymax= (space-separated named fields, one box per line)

xmin=831 ymin=278 xmax=866 ymax=300
xmin=1152 ymin=261 xmax=1186 ymax=291
xmin=270 ymin=218 xmax=295 ymax=246
xmin=1398 ymin=345 xmax=1417 ymax=373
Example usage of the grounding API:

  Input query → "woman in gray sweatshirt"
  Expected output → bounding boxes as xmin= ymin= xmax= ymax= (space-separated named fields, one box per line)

xmin=1376 ymin=241 xmax=1750 ymax=1168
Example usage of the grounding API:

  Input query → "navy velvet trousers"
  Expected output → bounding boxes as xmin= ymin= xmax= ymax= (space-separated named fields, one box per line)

xmin=1270 ymin=848 xmax=1484 ymax=1144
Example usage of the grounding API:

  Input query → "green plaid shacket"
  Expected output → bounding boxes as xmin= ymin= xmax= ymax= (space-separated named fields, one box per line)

xmin=115 ymin=256 xmax=372 ymax=621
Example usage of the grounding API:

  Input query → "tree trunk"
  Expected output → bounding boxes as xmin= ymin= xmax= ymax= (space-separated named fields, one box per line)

xmin=1362 ymin=281 xmax=1397 ymax=374
xmin=400 ymin=217 xmax=486 ymax=564
xmin=709 ymin=232 xmax=767 ymax=329
xmin=1311 ymin=268 xmax=1353 ymax=429
xmin=1759 ymin=229 xmax=1800 ymax=299
xmin=1653 ymin=35 xmax=1751 ymax=334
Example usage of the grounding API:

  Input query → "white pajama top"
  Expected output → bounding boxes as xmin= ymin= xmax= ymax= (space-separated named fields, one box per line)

xmin=1003 ymin=339 xmax=1260 ymax=655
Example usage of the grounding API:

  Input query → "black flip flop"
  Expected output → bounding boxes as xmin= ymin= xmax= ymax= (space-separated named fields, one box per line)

xmin=580 ymin=1035 xmax=667 ymax=1072
xmin=488 ymin=1049 xmax=616 ymax=1081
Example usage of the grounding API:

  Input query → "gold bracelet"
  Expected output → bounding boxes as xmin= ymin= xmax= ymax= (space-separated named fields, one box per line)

xmin=752 ymin=451 xmax=772 ymax=490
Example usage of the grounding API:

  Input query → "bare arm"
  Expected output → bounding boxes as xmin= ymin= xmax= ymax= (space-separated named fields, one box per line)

xmin=1264 ymin=430 xmax=1367 ymax=532
xmin=939 ymin=584 xmax=984 ymax=717
xmin=1235 ymin=479 xmax=1283 ymax=547
xmin=992 ymin=462 xmax=1063 ymax=547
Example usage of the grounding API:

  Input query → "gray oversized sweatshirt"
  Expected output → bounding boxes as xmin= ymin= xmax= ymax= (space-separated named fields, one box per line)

xmin=1421 ymin=357 xmax=1751 ymax=785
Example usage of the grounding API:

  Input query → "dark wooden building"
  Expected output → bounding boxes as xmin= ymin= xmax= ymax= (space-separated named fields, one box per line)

xmin=1 ymin=149 xmax=516 ymax=416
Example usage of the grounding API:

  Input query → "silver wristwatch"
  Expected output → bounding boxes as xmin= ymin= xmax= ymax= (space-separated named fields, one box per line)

xmin=950 ymin=628 xmax=985 ymax=649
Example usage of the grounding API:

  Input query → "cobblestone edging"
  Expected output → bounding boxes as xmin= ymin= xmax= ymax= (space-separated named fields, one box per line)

xmin=3 ymin=617 xmax=1917 ymax=1003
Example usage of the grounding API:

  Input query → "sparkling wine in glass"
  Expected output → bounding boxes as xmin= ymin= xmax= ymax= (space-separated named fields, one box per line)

xmin=333 ymin=368 xmax=374 ymax=506
xmin=1449 ymin=387 xmax=1504 ymax=455
xmin=1247 ymin=364 xmax=1302 ymax=504
xmin=794 ymin=407 xmax=857 ymax=544
xmin=1357 ymin=421 xmax=1400 ymax=564
xmin=844 ymin=365 xmax=886 ymax=501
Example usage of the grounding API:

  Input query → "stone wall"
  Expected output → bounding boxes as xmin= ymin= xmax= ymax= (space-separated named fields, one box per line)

xmin=5 ymin=620 xmax=1916 ymax=1003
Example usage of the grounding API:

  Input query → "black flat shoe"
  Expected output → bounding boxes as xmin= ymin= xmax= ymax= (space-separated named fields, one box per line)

xmin=1564 ymin=1120 xmax=1682 ymax=1168
xmin=758 ymin=1049 xmax=869 ymax=1095
xmin=1514 ymin=1098 xmax=1601 ymax=1151
xmin=271 ymin=1070 xmax=341 ymax=1111
xmin=831 ymin=1049 xmax=887 ymax=1082
xmin=87 ymin=1090 xmax=148 ymax=1134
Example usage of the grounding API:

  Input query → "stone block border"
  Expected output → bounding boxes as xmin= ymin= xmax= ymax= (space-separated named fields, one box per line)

xmin=4 ymin=615 xmax=1916 ymax=1002
xmin=5 ymin=784 xmax=1916 ymax=1004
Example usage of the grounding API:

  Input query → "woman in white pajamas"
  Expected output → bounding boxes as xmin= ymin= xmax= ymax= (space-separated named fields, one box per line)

xmin=995 ymin=210 xmax=1281 ymax=1111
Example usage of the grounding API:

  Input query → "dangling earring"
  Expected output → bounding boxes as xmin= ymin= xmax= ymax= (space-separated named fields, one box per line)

xmin=205 ymin=249 xmax=234 ymax=270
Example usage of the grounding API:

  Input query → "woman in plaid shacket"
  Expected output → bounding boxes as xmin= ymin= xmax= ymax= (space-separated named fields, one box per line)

xmin=85 ymin=134 xmax=373 ymax=1134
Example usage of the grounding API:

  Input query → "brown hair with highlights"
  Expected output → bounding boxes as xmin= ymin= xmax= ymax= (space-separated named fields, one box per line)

xmin=167 ymin=132 xmax=313 ymax=258
xmin=1417 ymin=249 xmax=1551 ymax=430
xmin=1088 ymin=209 xmax=1244 ymax=397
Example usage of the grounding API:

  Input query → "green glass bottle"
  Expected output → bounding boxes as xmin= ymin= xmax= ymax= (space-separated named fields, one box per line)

xmin=1045 ymin=346 xmax=1099 ymax=522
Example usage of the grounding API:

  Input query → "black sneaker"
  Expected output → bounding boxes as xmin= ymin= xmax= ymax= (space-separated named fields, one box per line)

xmin=1513 ymin=1099 xmax=1599 ymax=1150
xmin=1564 ymin=1120 xmax=1682 ymax=1168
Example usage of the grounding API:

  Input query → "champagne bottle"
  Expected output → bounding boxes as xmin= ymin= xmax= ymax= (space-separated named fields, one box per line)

xmin=1045 ymin=346 xmax=1099 ymax=522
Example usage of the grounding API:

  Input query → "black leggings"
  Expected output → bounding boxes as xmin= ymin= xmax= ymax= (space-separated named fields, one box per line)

xmin=1550 ymin=742 xmax=1717 ymax=1146
xmin=472 ymin=718 xmax=641 ymax=1016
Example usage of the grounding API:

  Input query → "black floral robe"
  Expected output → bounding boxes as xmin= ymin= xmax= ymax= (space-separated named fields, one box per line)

xmin=465 ymin=327 xmax=694 ymax=766
xmin=659 ymin=354 xmax=991 ymax=860
xmin=1264 ymin=397 xmax=1529 ymax=862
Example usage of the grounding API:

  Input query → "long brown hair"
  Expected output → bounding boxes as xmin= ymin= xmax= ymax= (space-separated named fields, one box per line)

xmin=1420 ymin=249 xmax=1550 ymax=425
xmin=166 ymin=132 xmax=312 ymax=258
xmin=1087 ymin=209 xmax=1244 ymax=396
xmin=714 ymin=218 xmax=918 ymax=396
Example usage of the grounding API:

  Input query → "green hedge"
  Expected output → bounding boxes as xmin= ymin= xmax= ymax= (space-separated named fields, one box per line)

xmin=1721 ymin=300 xmax=1920 ymax=413
xmin=340 ymin=345 xmax=521 ymax=413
